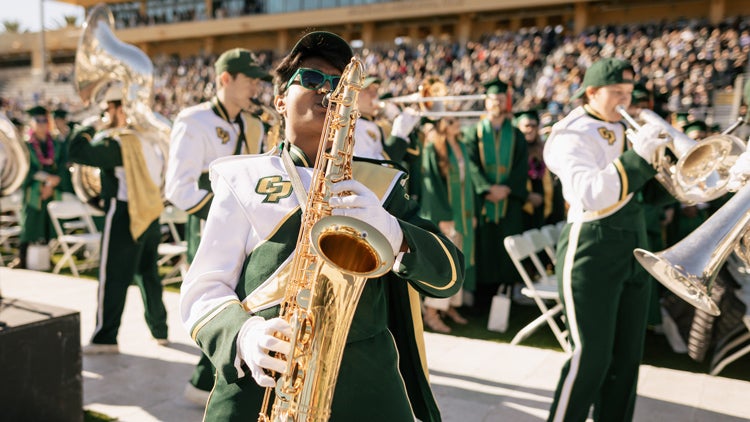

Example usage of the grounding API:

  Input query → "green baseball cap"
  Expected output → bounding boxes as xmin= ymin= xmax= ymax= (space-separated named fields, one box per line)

xmin=290 ymin=31 xmax=353 ymax=72
xmin=215 ymin=48 xmax=271 ymax=82
xmin=571 ymin=58 xmax=635 ymax=100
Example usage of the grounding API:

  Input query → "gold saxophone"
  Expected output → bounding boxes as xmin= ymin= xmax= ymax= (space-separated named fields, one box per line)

xmin=258 ymin=57 xmax=395 ymax=422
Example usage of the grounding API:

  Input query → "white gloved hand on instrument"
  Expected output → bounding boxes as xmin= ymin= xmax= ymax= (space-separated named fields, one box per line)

xmin=390 ymin=108 xmax=421 ymax=139
xmin=329 ymin=179 xmax=404 ymax=256
xmin=727 ymin=149 xmax=750 ymax=192
xmin=630 ymin=122 xmax=668 ymax=161
xmin=236 ymin=316 xmax=293 ymax=388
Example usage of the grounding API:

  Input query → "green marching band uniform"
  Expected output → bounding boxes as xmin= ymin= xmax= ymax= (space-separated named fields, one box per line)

xmin=19 ymin=106 xmax=69 ymax=256
xmin=180 ymin=142 xmax=464 ymax=421
xmin=165 ymin=90 xmax=264 ymax=391
xmin=420 ymin=139 xmax=476 ymax=292
xmin=543 ymin=59 xmax=675 ymax=422
xmin=68 ymin=122 xmax=168 ymax=346
xmin=166 ymin=52 xmax=268 ymax=394
xmin=463 ymin=80 xmax=529 ymax=304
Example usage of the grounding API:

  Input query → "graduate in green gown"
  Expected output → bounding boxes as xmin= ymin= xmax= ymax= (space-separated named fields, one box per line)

xmin=12 ymin=106 xmax=68 ymax=269
xmin=419 ymin=115 xmax=475 ymax=333
xmin=464 ymin=78 xmax=529 ymax=310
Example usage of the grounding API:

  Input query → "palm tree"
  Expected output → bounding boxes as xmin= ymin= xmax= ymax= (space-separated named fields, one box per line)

xmin=2 ymin=20 xmax=21 ymax=33
xmin=64 ymin=15 xmax=78 ymax=27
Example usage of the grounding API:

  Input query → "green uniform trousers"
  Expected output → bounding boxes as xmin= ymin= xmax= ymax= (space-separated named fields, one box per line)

xmin=91 ymin=199 xmax=168 ymax=344
xmin=205 ymin=330 xmax=413 ymax=421
xmin=548 ymin=212 xmax=650 ymax=422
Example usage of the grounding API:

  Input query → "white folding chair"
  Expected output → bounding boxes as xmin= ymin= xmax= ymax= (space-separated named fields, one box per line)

xmin=0 ymin=191 xmax=23 ymax=266
xmin=158 ymin=205 xmax=189 ymax=285
xmin=47 ymin=198 xmax=101 ymax=277
xmin=504 ymin=232 xmax=571 ymax=353
xmin=540 ymin=223 xmax=561 ymax=263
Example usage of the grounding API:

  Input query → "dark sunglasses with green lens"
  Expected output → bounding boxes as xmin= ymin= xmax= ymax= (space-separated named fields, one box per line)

xmin=285 ymin=68 xmax=341 ymax=92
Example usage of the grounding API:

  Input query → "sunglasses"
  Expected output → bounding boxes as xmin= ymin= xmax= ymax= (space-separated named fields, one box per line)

xmin=285 ymin=68 xmax=341 ymax=92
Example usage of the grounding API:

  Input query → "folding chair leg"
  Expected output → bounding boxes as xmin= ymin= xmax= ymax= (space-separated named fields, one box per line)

xmin=710 ymin=331 xmax=750 ymax=376
xmin=53 ymin=244 xmax=85 ymax=277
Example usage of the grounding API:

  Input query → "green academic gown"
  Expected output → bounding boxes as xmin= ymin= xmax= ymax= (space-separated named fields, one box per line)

xmin=464 ymin=118 xmax=528 ymax=303
xmin=419 ymin=140 xmax=476 ymax=292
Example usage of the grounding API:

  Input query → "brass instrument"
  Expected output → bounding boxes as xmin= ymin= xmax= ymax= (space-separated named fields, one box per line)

xmin=73 ymin=4 xmax=170 ymax=208
xmin=617 ymin=105 xmax=739 ymax=203
xmin=634 ymin=183 xmax=750 ymax=316
xmin=0 ymin=114 xmax=29 ymax=196
xmin=381 ymin=77 xmax=486 ymax=118
xmin=259 ymin=57 xmax=395 ymax=422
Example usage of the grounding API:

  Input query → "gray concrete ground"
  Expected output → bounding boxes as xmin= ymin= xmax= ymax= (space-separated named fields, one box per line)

xmin=1 ymin=267 xmax=749 ymax=422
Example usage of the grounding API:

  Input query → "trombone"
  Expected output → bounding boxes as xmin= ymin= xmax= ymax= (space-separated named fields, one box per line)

xmin=379 ymin=93 xmax=487 ymax=119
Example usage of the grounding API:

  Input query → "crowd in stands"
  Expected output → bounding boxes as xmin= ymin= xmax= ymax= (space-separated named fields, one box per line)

xmin=2 ymin=15 xmax=749 ymax=132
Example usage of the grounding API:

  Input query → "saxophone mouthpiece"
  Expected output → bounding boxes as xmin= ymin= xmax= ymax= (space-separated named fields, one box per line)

xmin=322 ymin=93 xmax=331 ymax=108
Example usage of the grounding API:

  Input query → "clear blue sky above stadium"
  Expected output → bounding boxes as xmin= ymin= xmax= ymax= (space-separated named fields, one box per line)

xmin=3 ymin=0 xmax=85 ymax=32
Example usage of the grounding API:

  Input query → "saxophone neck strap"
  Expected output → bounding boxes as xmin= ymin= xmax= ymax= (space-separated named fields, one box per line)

xmin=281 ymin=143 xmax=308 ymax=213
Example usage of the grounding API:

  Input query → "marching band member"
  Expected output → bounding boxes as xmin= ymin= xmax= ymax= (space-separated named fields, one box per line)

xmin=68 ymin=84 xmax=169 ymax=354
xmin=179 ymin=31 xmax=463 ymax=421
xmin=543 ymin=58 xmax=673 ymax=422
xmin=164 ymin=47 xmax=271 ymax=405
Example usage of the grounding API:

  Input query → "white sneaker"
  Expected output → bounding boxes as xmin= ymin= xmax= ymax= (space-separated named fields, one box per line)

xmin=82 ymin=343 xmax=119 ymax=355
xmin=155 ymin=338 xmax=169 ymax=346
xmin=183 ymin=383 xmax=210 ymax=407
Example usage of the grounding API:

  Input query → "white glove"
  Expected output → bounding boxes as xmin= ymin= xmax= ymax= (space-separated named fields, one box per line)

xmin=727 ymin=149 xmax=750 ymax=192
xmin=329 ymin=179 xmax=404 ymax=256
xmin=630 ymin=122 xmax=668 ymax=161
xmin=237 ymin=316 xmax=293 ymax=388
xmin=381 ymin=102 xmax=401 ymax=121
xmin=390 ymin=108 xmax=421 ymax=139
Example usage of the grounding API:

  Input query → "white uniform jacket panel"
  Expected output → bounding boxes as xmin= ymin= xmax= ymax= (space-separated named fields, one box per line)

xmin=543 ymin=106 xmax=631 ymax=221
xmin=165 ymin=102 xmax=264 ymax=212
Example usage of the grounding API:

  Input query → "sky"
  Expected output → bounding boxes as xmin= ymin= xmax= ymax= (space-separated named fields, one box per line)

xmin=2 ymin=0 xmax=86 ymax=32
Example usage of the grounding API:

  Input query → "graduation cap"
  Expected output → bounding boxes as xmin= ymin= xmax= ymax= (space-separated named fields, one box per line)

xmin=513 ymin=109 xmax=539 ymax=126
xmin=52 ymin=108 xmax=69 ymax=119
xmin=483 ymin=78 xmax=510 ymax=95
xmin=26 ymin=105 xmax=48 ymax=117
xmin=683 ymin=120 xmax=707 ymax=137
xmin=673 ymin=112 xmax=690 ymax=127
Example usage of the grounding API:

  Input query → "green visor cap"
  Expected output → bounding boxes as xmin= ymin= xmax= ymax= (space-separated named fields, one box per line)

xmin=572 ymin=58 xmax=635 ymax=100
xmin=215 ymin=48 xmax=272 ymax=82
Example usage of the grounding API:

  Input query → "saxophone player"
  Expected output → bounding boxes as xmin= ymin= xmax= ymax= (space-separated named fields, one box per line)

xmin=180 ymin=31 xmax=464 ymax=421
